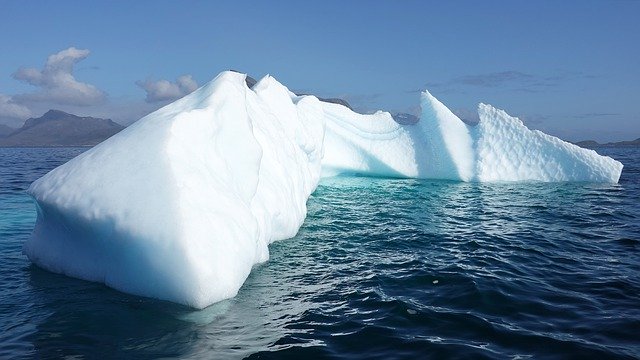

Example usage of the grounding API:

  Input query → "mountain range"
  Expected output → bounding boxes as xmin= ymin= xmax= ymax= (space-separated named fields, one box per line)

xmin=574 ymin=138 xmax=640 ymax=148
xmin=0 ymin=124 xmax=15 ymax=137
xmin=0 ymin=108 xmax=637 ymax=148
xmin=0 ymin=110 xmax=124 ymax=147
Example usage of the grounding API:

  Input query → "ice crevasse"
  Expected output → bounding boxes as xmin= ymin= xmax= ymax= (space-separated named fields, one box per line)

xmin=24 ymin=71 xmax=623 ymax=308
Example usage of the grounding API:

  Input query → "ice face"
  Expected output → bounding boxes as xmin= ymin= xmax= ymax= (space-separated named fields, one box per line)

xmin=321 ymin=90 xmax=622 ymax=182
xmin=25 ymin=72 xmax=325 ymax=308
xmin=473 ymin=104 xmax=622 ymax=182
xmin=24 ymin=71 xmax=623 ymax=308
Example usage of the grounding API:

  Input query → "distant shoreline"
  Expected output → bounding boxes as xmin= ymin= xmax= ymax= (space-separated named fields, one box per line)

xmin=5 ymin=139 xmax=637 ymax=149
xmin=3 ymin=139 xmax=639 ymax=150
xmin=0 ymin=145 xmax=94 ymax=148
xmin=1 ymin=108 xmax=638 ymax=149
xmin=573 ymin=138 xmax=640 ymax=148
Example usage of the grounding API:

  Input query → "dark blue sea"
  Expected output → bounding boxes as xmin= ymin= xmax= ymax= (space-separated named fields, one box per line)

xmin=1 ymin=147 xmax=639 ymax=359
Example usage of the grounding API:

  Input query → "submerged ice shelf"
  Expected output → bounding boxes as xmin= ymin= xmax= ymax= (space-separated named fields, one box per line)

xmin=24 ymin=71 xmax=623 ymax=308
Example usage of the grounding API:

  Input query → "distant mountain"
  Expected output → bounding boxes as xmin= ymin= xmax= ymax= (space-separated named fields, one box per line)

xmin=317 ymin=97 xmax=353 ymax=110
xmin=294 ymin=93 xmax=354 ymax=110
xmin=0 ymin=110 xmax=124 ymax=147
xmin=231 ymin=70 xmax=356 ymax=111
xmin=245 ymin=75 xmax=258 ymax=88
xmin=0 ymin=124 xmax=16 ymax=137
xmin=574 ymin=140 xmax=601 ymax=148
xmin=616 ymin=138 xmax=640 ymax=146
xmin=392 ymin=113 xmax=419 ymax=125
xmin=575 ymin=138 xmax=640 ymax=148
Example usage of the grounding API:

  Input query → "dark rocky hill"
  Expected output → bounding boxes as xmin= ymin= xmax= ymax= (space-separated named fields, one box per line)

xmin=391 ymin=113 xmax=419 ymax=125
xmin=0 ymin=110 xmax=124 ymax=147
xmin=575 ymin=138 xmax=640 ymax=148
xmin=0 ymin=124 xmax=16 ymax=137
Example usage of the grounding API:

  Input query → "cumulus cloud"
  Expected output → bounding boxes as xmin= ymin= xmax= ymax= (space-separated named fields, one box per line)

xmin=0 ymin=93 xmax=32 ymax=128
xmin=0 ymin=94 xmax=32 ymax=119
xmin=12 ymin=47 xmax=105 ymax=106
xmin=136 ymin=75 xmax=198 ymax=103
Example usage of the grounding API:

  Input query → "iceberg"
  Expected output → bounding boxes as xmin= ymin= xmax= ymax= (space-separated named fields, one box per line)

xmin=24 ymin=71 xmax=623 ymax=308
xmin=321 ymin=90 xmax=622 ymax=182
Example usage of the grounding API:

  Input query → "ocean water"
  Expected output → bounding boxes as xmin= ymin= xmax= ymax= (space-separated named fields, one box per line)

xmin=1 ymin=147 xmax=639 ymax=360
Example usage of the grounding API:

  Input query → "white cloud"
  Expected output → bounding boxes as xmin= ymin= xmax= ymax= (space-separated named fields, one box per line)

xmin=12 ymin=47 xmax=105 ymax=106
xmin=137 ymin=75 xmax=198 ymax=103
xmin=0 ymin=94 xmax=32 ymax=119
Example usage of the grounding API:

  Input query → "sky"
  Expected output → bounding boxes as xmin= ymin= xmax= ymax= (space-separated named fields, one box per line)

xmin=0 ymin=0 xmax=638 ymax=142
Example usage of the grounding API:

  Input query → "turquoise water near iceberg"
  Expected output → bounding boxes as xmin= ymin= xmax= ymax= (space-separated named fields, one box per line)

xmin=1 ymin=147 xmax=639 ymax=359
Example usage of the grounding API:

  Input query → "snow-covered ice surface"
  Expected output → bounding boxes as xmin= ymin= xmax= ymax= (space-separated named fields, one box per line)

xmin=321 ymin=90 xmax=622 ymax=182
xmin=24 ymin=71 xmax=623 ymax=308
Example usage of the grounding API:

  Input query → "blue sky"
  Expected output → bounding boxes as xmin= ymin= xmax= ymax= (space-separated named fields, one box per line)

xmin=0 ymin=0 xmax=638 ymax=142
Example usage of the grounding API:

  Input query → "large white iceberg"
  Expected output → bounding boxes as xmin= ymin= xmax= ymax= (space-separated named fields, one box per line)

xmin=24 ymin=71 xmax=623 ymax=308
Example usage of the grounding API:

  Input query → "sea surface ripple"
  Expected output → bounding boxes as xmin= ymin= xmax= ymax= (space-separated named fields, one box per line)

xmin=0 ymin=147 xmax=639 ymax=359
